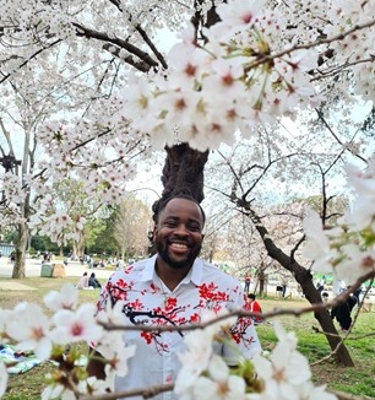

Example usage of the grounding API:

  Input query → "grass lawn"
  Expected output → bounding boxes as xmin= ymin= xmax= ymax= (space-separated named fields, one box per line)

xmin=257 ymin=298 xmax=375 ymax=399
xmin=1 ymin=277 xmax=375 ymax=399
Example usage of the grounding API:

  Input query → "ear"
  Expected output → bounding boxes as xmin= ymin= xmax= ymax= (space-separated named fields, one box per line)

xmin=152 ymin=225 xmax=158 ymax=242
xmin=201 ymin=233 xmax=205 ymax=242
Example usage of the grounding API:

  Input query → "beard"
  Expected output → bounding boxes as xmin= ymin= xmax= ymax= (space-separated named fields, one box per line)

xmin=155 ymin=238 xmax=202 ymax=270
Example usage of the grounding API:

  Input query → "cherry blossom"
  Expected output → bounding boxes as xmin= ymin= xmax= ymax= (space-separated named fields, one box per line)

xmin=1 ymin=0 xmax=375 ymax=248
xmin=102 ymin=345 xmax=137 ymax=379
xmin=247 ymin=322 xmax=335 ymax=400
xmin=1 ymin=0 xmax=375 ymax=398
xmin=216 ymin=0 xmax=266 ymax=30
xmin=6 ymin=303 xmax=52 ymax=361
xmin=41 ymin=380 xmax=75 ymax=400
xmin=193 ymin=355 xmax=246 ymax=400
xmin=174 ymin=328 xmax=215 ymax=397
xmin=49 ymin=304 xmax=103 ymax=345
xmin=76 ymin=376 xmax=109 ymax=396
xmin=175 ymin=309 xmax=238 ymax=398
xmin=345 ymin=162 xmax=375 ymax=231
xmin=43 ymin=283 xmax=79 ymax=312
xmin=303 ymin=160 xmax=375 ymax=285
xmin=302 ymin=211 xmax=338 ymax=273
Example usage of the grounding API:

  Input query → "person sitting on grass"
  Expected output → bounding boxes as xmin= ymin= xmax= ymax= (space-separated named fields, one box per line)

xmin=88 ymin=272 xmax=102 ymax=289
xmin=76 ymin=272 xmax=89 ymax=290
xmin=247 ymin=293 xmax=263 ymax=324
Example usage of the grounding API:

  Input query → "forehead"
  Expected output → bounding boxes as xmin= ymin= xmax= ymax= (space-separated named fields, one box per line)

xmin=159 ymin=198 xmax=203 ymax=224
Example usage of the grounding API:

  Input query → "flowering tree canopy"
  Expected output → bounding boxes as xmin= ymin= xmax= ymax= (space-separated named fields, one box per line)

xmin=1 ymin=0 xmax=375 ymax=243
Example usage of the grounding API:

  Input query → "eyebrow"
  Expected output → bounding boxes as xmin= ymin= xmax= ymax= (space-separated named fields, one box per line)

xmin=164 ymin=216 xmax=202 ymax=224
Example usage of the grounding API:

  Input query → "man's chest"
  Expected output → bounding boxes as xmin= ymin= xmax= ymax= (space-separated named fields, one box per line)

xmin=108 ymin=280 xmax=232 ymax=328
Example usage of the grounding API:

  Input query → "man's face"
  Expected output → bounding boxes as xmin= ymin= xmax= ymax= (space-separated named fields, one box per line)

xmin=154 ymin=198 xmax=204 ymax=270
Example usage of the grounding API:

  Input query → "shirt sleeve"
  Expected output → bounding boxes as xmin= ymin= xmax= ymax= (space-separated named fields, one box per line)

xmin=95 ymin=272 xmax=120 ymax=314
xmin=223 ymin=283 xmax=262 ymax=365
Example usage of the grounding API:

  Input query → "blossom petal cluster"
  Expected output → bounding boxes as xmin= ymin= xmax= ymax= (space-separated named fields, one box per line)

xmin=175 ymin=309 xmax=249 ymax=400
xmin=303 ymin=160 xmax=375 ymax=285
xmin=122 ymin=0 xmax=320 ymax=151
xmin=174 ymin=312 xmax=334 ymax=400
xmin=0 ymin=284 xmax=344 ymax=400
xmin=0 ymin=284 xmax=135 ymax=398
xmin=247 ymin=322 xmax=337 ymax=400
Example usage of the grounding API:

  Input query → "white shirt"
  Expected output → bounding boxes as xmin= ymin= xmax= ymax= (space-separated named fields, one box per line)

xmin=96 ymin=255 xmax=262 ymax=400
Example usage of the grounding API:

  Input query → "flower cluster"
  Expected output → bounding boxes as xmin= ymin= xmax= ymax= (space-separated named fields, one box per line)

xmin=122 ymin=0 xmax=320 ymax=151
xmin=248 ymin=322 xmax=337 ymax=400
xmin=0 ymin=292 xmax=339 ymax=400
xmin=0 ymin=284 xmax=135 ymax=399
xmin=174 ymin=312 xmax=335 ymax=400
xmin=303 ymin=158 xmax=375 ymax=285
xmin=120 ymin=0 xmax=375 ymax=152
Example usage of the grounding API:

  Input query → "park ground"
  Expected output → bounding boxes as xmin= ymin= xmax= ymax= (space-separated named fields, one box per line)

xmin=0 ymin=260 xmax=375 ymax=400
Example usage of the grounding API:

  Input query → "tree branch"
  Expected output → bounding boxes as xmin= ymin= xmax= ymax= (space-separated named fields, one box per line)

xmin=72 ymin=22 xmax=159 ymax=71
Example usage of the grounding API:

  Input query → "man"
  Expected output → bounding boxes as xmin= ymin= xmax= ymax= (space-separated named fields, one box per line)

xmin=244 ymin=272 xmax=251 ymax=293
xmin=87 ymin=194 xmax=261 ymax=399
xmin=331 ymin=287 xmax=361 ymax=332
xmin=88 ymin=272 xmax=102 ymax=289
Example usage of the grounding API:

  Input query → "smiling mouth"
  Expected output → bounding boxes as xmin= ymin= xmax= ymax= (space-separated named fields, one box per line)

xmin=169 ymin=243 xmax=189 ymax=251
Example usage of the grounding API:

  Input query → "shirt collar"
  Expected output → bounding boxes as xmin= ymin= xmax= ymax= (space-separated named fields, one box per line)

xmin=140 ymin=254 xmax=203 ymax=286
xmin=140 ymin=254 xmax=157 ymax=282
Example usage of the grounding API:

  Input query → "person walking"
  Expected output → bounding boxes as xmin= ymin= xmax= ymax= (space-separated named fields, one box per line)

xmin=87 ymin=194 xmax=262 ymax=399
xmin=281 ymin=276 xmax=288 ymax=298
xmin=244 ymin=272 xmax=252 ymax=293
xmin=331 ymin=288 xmax=361 ymax=332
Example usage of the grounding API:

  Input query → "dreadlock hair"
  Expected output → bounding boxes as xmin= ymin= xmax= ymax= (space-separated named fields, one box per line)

xmin=148 ymin=143 xmax=209 ymax=253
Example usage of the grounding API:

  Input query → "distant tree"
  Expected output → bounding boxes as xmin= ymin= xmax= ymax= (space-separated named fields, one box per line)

xmin=204 ymin=133 xmax=358 ymax=366
xmin=85 ymin=214 xmax=118 ymax=257
xmin=113 ymin=195 xmax=151 ymax=261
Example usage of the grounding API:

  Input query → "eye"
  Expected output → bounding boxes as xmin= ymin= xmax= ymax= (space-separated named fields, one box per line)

xmin=163 ymin=219 xmax=178 ymax=228
xmin=187 ymin=224 xmax=201 ymax=232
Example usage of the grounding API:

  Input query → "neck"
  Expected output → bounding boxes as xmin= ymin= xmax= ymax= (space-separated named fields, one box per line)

xmin=155 ymin=257 xmax=193 ymax=292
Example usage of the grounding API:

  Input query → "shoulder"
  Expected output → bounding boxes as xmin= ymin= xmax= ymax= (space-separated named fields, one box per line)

xmin=106 ymin=258 xmax=149 ymax=283
xmin=198 ymin=259 xmax=242 ymax=287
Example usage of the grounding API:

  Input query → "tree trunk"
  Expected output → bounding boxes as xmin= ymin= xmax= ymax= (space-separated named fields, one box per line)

xmin=12 ymin=221 xmax=28 ymax=279
xmin=240 ymin=204 xmax=354 ymax=367
xmin=72 ymin=243 xmax=78 ymax=259
xmin=157 ymin=144 xmax=354 ymax=367
xmin=295 ymin=267 xmax=354 ymax=366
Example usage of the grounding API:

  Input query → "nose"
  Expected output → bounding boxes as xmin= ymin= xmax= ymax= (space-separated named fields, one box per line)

xmin=173 ymin=223 xmax=190 ymax=236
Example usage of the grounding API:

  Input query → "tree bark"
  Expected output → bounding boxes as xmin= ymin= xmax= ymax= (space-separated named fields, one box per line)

xmin=12 ymin=221 xmax=28 ymax=279
xmin=239 ymin=203 xmax=354 ymax=367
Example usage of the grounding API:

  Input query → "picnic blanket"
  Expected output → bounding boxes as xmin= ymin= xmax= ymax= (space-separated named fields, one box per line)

xmin=0 ymin=344 xmax=41 ymax=375
xmin=0 ymin=344 xmax=88 ymax=375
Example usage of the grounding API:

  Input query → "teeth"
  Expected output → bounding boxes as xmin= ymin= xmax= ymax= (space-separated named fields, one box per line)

xmin=171 ymin=243 xmax=187 ymax=249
